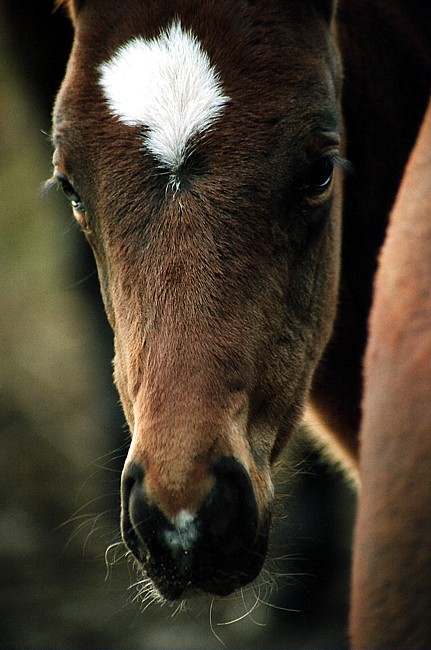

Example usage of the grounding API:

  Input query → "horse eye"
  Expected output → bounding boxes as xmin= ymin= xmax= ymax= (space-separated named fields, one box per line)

xmin=303 ymin=156 xmax=335 ymax=198
xmin=56 ymin=174 xmax=85 ymax=212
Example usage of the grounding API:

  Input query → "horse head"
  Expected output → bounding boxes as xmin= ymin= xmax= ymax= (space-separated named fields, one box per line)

xmin=52 ymin=0 xmax=343 ymax=600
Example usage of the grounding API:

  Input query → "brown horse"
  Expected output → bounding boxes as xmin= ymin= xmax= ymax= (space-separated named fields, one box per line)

xmin=51 ymin=0 xmax=430 ymax=641
xmin=351 ymin=98 xmax=431 ymax=648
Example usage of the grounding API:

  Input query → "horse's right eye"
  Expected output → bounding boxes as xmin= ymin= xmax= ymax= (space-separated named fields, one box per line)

xmin=56 ymin=174 xmax=85 ymax=213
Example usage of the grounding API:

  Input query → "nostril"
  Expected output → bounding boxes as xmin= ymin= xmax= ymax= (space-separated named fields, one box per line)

xmin=121 ymin=463 xmax=197 ymax=566
xmin=202 ymin=457 xmax=260 ymax=550
xmin=121 ymin=462 xmax=148 ymax=563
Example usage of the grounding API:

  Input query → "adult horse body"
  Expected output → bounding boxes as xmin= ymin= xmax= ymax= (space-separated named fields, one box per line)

xmin=351 ymin=99 xmax=431 ymax=648
xmin=52 ymin=0 xmax=430 ymax=642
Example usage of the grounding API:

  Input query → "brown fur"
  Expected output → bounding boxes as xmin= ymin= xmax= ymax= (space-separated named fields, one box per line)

xmin=351 ymin=98 xmax=431 ymax=649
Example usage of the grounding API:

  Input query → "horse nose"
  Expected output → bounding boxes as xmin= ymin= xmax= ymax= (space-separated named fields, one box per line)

xmin=121 ymin=458 xmax=270 ymax=600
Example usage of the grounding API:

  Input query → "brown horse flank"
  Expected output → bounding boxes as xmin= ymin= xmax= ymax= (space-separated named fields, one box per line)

xmin=52 ymin=0 xmax=431 ymax=644
xmin=351 ymin=99 xmax=431 ymax=648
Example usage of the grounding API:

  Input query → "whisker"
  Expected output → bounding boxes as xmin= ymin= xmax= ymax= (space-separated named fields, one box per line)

xmin=82 ymin=513 xmax=108 ymax=553
xmin=141 ymin=593 xmax=164 ymax=613
xmin=74 ymin=472 xmax=120 ymax=508
xmin=91 ymin=458 xmax=126 ymax=474
xmin=257 ymin=599 xmax=301 ymax=613
xmin=171 ymin=599 xmax=187 ymax=618
xmin=59 ymin=513 xmax=108 ymax=551
xmin=126 ymin=572 xmax=166 ymax=612
xmin=247 ymin=583 xmax=268 ymax=627
xmin=217 ymin=587 xmax=261 ymax=627
xmin=54 ymin=493 xmax=118 ymax=531
xmin=209 ymin=597 xmax=226 ymax=648
xmin=64 ymin=269 xmax=98 ymax=291
xmin=104 ymin=541 xmax=127 ymax=579
xmin=89 ymin=442 xmax=130 ymax=469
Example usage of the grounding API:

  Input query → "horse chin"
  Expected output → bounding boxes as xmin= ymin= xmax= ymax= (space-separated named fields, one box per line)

xmin=131 ymin=512 xmax=271 ymax=604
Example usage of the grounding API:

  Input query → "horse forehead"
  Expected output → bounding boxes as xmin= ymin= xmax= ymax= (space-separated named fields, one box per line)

xmin=98 ymin=21 xmax=230 ymax=172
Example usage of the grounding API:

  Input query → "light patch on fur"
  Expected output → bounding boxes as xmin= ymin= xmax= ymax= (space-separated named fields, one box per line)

xmin=99 ymin=21 xmax=230 ymax=174
xmin=165 ymin=510 xmax=198 ymax=552
xmin=303 ymin=405 xmax=360 ymax=489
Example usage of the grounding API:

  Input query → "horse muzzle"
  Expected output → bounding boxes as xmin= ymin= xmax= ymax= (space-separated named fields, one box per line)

xmin=121 ymin=457 xmax=271 ymax=601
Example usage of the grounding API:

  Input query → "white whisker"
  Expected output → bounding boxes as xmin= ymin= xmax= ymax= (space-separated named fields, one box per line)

xmin=257 ymin=599 xmax=301 ymax=613
xmin=209 ymin=597 xmax=226 ymax=647
xmin=104 ymin=541 xmax=127 ymax=579
xmin=171 ymin=599 xmax=187 ymax=618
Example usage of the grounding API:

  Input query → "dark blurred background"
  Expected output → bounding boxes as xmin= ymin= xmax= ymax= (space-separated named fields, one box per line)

xmin=0 ymin=2 xmax=356 ymax=647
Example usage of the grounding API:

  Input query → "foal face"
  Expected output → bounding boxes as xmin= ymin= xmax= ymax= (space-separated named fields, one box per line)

xmin=53 ymin=0 xmax=342 ymax=600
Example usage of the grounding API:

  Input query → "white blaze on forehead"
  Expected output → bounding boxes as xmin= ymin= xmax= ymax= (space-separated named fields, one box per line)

xmin=98 ymin=21 xmax=230 ymax=171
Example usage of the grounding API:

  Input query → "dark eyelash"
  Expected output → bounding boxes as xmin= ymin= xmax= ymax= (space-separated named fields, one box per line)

xmin=42 ymin=175 xmax=59 ymax=195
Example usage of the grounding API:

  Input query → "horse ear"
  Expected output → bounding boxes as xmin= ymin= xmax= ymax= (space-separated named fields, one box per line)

xmin=55 ymin=0 xmax=86 ymax=24
xmin=310 ymin=0 xmax=338 ymax=23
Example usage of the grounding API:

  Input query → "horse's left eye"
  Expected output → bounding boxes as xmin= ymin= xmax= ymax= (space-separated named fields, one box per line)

xmin=303 ymin=156 xmax=335 ymax=199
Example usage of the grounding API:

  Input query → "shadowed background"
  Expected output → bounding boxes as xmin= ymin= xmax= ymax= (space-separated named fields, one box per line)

xmin=0 ymin=2 xmax=356 ymax=647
